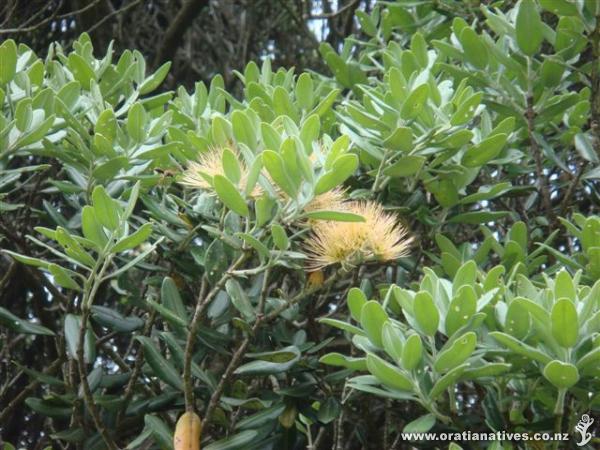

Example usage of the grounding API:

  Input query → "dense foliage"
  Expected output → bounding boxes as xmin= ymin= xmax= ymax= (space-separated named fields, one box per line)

xmin=1 ymin=0 xmax=600 ymax=449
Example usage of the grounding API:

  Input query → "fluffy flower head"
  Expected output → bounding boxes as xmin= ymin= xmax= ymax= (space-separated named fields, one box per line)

xmin=180 ymin=146 xmax=261 ymax=197
xmin=304 ymin=201 xmax=412 ymax=270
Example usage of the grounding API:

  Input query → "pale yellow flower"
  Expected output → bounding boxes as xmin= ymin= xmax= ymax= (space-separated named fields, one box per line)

xmin=180 ymin=147 xmax=262 ymax=197
xmin=304 ymin=188 xmax=346 ymax=213
xmin=304 ymin=201 xmax=412 ymax=270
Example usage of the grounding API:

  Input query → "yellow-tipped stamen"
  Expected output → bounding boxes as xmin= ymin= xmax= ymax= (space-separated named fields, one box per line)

xmin=304 ymin=188 xmax=346 ymax=213
xmin=180 ymin=146 xmax=262 ymax=197
xmin=304 ymin=201 xmax=412 ymax=270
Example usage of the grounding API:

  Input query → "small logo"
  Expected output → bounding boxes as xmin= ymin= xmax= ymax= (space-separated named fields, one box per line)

xmin=574 ymin=414 xmax=594 ymax=447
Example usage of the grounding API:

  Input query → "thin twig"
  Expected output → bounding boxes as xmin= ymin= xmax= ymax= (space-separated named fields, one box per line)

xmin=183 ymin=254 xmax=248 ymax=412
xmin=525 ymin=59 xmax=555 ymax=226
xmin=0 ymin=357 xmax=64 ymax=423
xmin=86 ymin=0 xmax=143 ymax=34
xmin=0 ymin=0 xmax=106 ymax=34
xmin=201 ymin=269 xmax=345 ymax=431
xmin=308 ymin=0 xmax=359 ymax=19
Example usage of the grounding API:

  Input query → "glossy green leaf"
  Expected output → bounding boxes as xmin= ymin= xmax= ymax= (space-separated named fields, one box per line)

xmin=135 ymin=336 xmax=183 ymax=389
xmin=91 ymin=305 xmax=144 ymax=333
xmin=112 ymin=223 xmax=153 ymax=253
xmin=434 ymin=332 xmax=477 ymax=372
xmin=551 ymin=298 xmax=578 ymax=348
xmin=516 ymin=0 xmax=544 ymax=56
xmin=401 ymin=333 xmax=422 ymax=370
xmin=413 ymin=291 xmax=439 ymax=336
xmin=381 ymin=321 xmax=404 ymax=363
xmin=383 ymin=155 xmax=425 ymax=178
xmin=403 ymin=414 xmax=436 ymax=433
xmin=462 ymin=133 xmax=507 ymax=167
xmin=490 ymin=331 xmax=552 ymax=364
xmin=270 ymin=224 xmax=289 ymax=250
xmin=360 ymin=301 xmax=389 ymax=348
xmin=304 ymin=210 xmax=365 ymax=222
xmin=543 ymin=360 xmax=579 ymax=389
xmin=400 ymin=84 xmax=429 ymax=120
xmin=366 ymin=353 xmax=413 ymax=391
xmin=213 ymin=174 xmax=249 ymax=216
xmin=0 ymin=39 xmax=17 ymax=85
xmin=314 ymin=154 xmax=358 ymax=195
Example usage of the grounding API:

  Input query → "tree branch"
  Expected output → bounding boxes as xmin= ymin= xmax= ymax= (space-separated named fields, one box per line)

xmin=153 ymin=0 xmax=211 ymax=67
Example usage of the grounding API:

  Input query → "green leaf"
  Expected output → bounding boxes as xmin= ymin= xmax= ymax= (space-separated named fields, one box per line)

xmin=543 ymin=360 xmax=579 ymax=388
xmin=91 ymin=305 xmax=144 ymax=333
xmin=25 ymin=398 xmax=71 ymax=418
xmin=403 ymin=414 xmax=436 ymax=433
xmin=360 ymin=301 xmax=389 ymax=348
xmin=48 ymin=264 xmax=81 ymax=291
xmin=448 ymin=211 xmax=509 ymax=224
xmin=462 ymin=363 xmax=512 ymax=379
xmin=135 ymin=336 xmax=183 ymax=389
xmin=2 ymin=250 xmax=49 ymax=269
xmin=429 ymin=363 xmax=469 ymax=400
xmin=516 ymin=0 xmax=544 ymax=56
xmin=161 ymin=277 xmax=188 ymax=323
xmin=295 ymin=73 xmax=314 ymax=110
xmin=459 ymin=28 xmax=487 ymax=69
xmin=434 ymin=332 xmax=477 ymax=372
xmin=381 ymin=321 xmax=404 ymax=363
xmin=554 ymin=270 xmax=576 ymax=301
xmin=462 ymin=133 xmax=507 ymax=167
xmin=347 ymin=288 xmax=367 ymax=322
xmin=112 ymin=223 xmax=153 ymax=253
xmin=144 ymin=415 xmax=173 ymax=450
xmin=314 ymin=154 xmax=358 ymax=195
xmin=319 ymin=318 xmax=365 ymax=336
xmin=213 ymin=174 xmax=249 ymax=216
xmin=271 ymin=224 xmax=289 ymax=250
xmin=92 ymin=156 xmax=128 ymax=181
xmin=413 ymin=291 xmax=439 ymax=336
xmin=540 ymin=0 xmax=579 ymax=16
xmin=490 ymin=331 xmax=552 ymax=364
xmin=221 ymin=147 xmax=241 ymax=184
xmin=67 ymin=53 xmax=96 ymax=90
xmin=92 ymin=186 xmax=120 ymax=230
xmin=81 ymin=206 xmax=108 ymax=248
xmin=319 ymin=352 xmax=367 ymax=371
xmin=0 ymin=306 xmax=55 ymax=336
xmin=400 ymin=84 xmax=429 ymax=120
xmin=576 ymin=347 xmax=600 ymax=372
xmin=127 ymin=103 xmax=147 ymax=143
xmin=445 ymin=287 xmax=477 ymax=336
xmin=366 ymin=353 xmax=413 ymax=391
xmin=147 ymin=299 xmax=188 ymax=328
xmin=64 ymin=314 xmax=95 ymax=363
xmin=261 ymin=122 xmax=282 ymax=150
xmin=383 ymin=156 xmax=425 ymax=178
xmin=262 ymin=150 xmax=296 ymax=197
xmin=383 ymin=127 xmax=413 ymax=152
xmin=203 ymin=430 xmax=258 ymax=450
xmin=401 ymin=333 xmax=422 ymax=370
xmin=139 ymin=61 xmax=171 ymax=95
xmin=304 ymin=210 xmax=365 ymax=222
xmin=235 ymin=346 xmax=300 ymax=375
xmin=231 ymin=110 xmax=257 ymax=150
xmin=311 ymin=88 xmax=340 ymax=117
xmin=0 ymin=39 xmax=17 ymax=85
xmin=551 ymin=298 xmax=578 ymax=348
xmin=225 ymin=278 xmax=255 ymax=320
xmin=236 ymin=232 xmax=270 ymax=260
